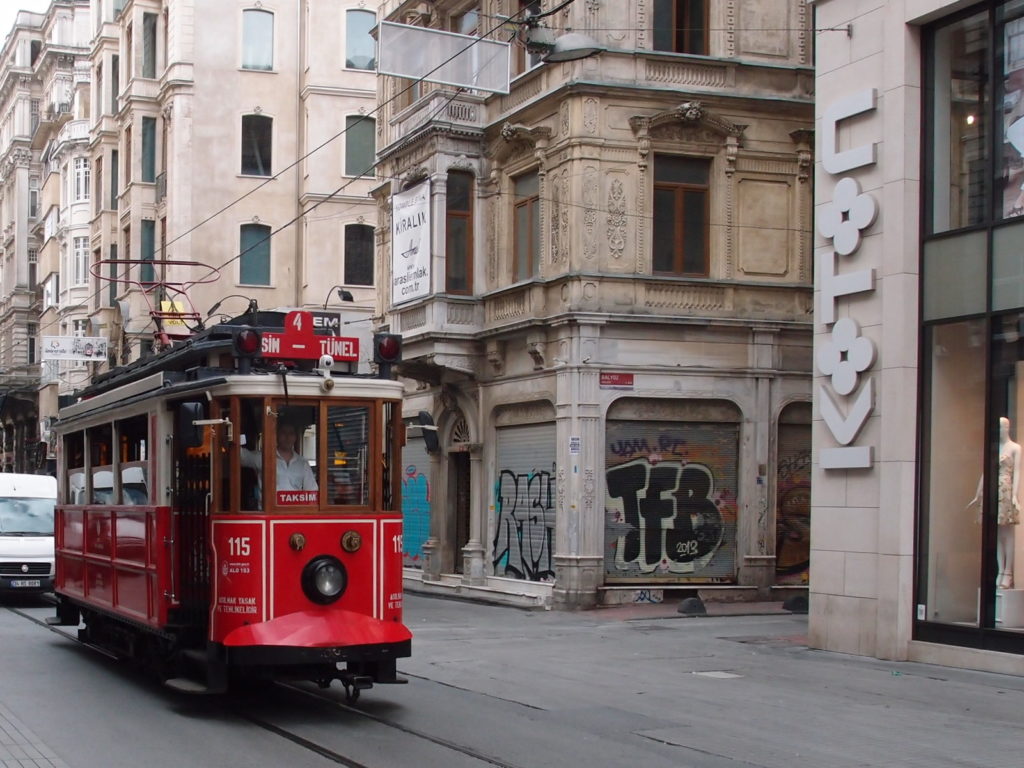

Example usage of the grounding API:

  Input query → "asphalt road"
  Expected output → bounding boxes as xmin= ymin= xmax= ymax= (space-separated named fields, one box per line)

xmin=1 ymin=593 xmax=1022 ymax=767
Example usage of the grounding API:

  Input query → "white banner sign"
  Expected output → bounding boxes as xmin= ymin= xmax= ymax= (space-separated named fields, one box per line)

xmin=391 ymin=181 xmax=431 ymax=306
xmin=42 ymin=336 xmax=108 ymax=361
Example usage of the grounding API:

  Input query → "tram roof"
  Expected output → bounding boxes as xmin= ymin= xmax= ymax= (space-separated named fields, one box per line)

xmin=63 ymin=310 xmax=376 ymax=407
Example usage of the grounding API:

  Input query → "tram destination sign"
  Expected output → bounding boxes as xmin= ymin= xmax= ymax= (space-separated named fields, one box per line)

xmin=260 ymin=310 xmax=359 ymax=362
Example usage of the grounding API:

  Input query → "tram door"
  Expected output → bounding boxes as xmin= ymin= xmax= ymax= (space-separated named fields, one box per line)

xmin=173 ymin=400 xmax=213 ymax=627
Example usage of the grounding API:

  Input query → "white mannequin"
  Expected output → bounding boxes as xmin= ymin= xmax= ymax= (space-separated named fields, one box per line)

xmin=966 ymin=417 xmax=1021 ymax=589
xmin=996 ymin=417 xmax=1021 ymax=589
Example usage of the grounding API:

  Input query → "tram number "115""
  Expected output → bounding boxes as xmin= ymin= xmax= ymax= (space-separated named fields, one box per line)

xmin=392 ymin=534 xmax=403 ymax=554
xmin=228 ymin=537 xmax=252 ymax=557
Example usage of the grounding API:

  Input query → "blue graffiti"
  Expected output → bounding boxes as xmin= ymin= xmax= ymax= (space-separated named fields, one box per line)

xmin=493 ymin=466 xmax=555 ymax=581
xmin=402 ymin=463 xmax=430 ymax=567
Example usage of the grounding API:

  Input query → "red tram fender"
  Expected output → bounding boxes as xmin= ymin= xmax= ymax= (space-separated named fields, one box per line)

xmin=222 ymin=607 xmax=412 ymax=648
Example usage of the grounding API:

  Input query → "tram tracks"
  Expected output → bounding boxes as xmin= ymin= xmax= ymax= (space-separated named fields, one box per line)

xmin=5 ymin=604 xmax=525 ymax=768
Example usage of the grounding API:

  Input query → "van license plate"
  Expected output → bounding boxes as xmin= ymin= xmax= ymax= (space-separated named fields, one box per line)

xmin=10 ymin=580 xmax=41 ymax=588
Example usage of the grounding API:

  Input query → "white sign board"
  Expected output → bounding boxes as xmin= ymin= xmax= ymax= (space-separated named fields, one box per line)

xmin=42 ymin=336 xmax=108 ymax=362
xmin=377 ymin=21 xmax=511 ymax=94
xmin=391 ymin=181 xmax=431 ymax=306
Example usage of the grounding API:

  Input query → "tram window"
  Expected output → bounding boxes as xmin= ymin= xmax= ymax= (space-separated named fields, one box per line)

xmin=268 ymin=404 xmax=319 ymax=507
xmin=88 ymin=424 xmax=114 ymax=505
xmin=382 ymin=401 xmax=397 ymax=511
xmin=65 ymin=432 xmax=85 ymax=505
xmin=176 ymin=401 xmax=206 ymax=449
xmin=117 ymin=415 xmax=149 ymax=504
xmin=238 ymin=398 xmax=265 ymax=511
xmin=326 ymin=405 xmax=369 ymax=506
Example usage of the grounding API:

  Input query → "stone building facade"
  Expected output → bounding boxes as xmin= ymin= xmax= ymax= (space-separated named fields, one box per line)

xmin=374 ymin=0 xmax=815 ymax=608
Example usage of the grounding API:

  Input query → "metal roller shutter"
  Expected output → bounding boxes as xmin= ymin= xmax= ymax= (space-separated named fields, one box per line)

xmin=775 ymin=423 xmax=811 ymax=585
xmin=604 ymin=420 xmax=738 ymax=582
xmin=401 ymin=435 xmax=431 ymax=569
xmin=494 ymin=423 xmax=557 ymax=582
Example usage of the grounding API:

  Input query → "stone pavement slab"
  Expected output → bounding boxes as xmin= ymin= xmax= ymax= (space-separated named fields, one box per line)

xmin=0 ymin=704 xmax=68 ymax=768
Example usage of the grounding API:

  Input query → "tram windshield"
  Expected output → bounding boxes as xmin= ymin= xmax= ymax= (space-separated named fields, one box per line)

xmin=234 ymin=398 xmax=377 ymax=511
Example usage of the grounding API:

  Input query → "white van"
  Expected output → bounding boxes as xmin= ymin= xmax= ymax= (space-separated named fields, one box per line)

xmin=0 ymin=474 xmax=57 ymax=596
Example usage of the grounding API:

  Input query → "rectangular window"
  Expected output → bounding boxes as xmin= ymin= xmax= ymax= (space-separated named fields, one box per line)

xmin=653 ymin=0 xmax=708 ymax=55
xmin=142 ymin=12 xmax=157 ymax=78
xmin=652 ymin=155 xmax=710 ymax=276
xmin=513 ymin=171 xmax=540 ymax=281
xmin=345 ymin=9 xmax=376 ymax=70
xmin=27 ymin=324 xmax=37 ymax=365
xmin=125 ymin=124 xmax=132 ymax=183
xmin=108 ymin=243 xmax=118 ymax=306
xmin=141 ymin=116 xmax=156 ymax=182
xmin=28 ymin=176 xmax=38 ymax=218
xmin=241 ymin=114 xmax=272 ymax=176
xmin=141 ymin=219 xmax=155 ymax=283
xmin=514 ymin=1 xmax=543 ymax=74
xmin=928 ymin=10 xmax=989 ymax=234
xmin=73 ymin=157 xmax=90 ymax=202
xmin=110 ymin=54 xmax=119 ymax=114
xmin=240 ymin=223 xmax=271 ymax=285
xmin=242 ymin=9 xmax=274 ymax=70
xmin=344 ymin=223 xmax=374 ymax=286
xmin=446 ymin=171 xmax=473 ymax=294
xmin=345 ymin=116 xmax=375 ymax=177
xmin=94 ymin=157 xmax=103 ymax=209
xmin=28 ymin=248 xmax=37 ymax=292
xmin=73 ymin=236 xmax=89 ymax=286
xmin=110 ymin=149 xmax=119 ymax=208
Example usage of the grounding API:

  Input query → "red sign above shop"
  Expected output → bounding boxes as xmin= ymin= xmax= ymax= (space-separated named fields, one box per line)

xmin=600 ymin=372 xmax=635 ymax=390
xmin=261 ymin=310 xmax=359 ymax=362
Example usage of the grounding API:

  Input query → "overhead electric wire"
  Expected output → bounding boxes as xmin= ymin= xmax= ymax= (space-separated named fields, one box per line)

xmin=16 ymin=0 xmax=542 ymax=348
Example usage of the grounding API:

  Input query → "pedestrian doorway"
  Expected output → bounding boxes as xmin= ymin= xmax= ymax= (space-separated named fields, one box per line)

xmin=450 ymin=451 xmax=470 ymax=573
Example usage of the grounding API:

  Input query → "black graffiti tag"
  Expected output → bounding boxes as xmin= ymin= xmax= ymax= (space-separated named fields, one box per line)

xmin=607 ymin=459 xmax=723 ymax=572
xmin=493 ymin=467 xmax=555 ymax=581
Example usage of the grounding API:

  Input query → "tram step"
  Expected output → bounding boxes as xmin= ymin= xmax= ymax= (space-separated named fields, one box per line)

xmin=165 ymin=677 xmax=212 ymax=694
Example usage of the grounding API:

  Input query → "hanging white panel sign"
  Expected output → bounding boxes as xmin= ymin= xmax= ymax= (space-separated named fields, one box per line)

xmin=391 ymin=181 xmax=431 ymax=306
xmin=42 ymin=336 xmax=108 ymax=361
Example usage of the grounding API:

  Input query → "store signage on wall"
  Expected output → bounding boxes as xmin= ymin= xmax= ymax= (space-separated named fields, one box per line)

xmin=391 ymin=181 xmax=431 ymax=306
xmin=42 ymin=336 xmax=108 ymax=361
xmin=600 ymin=372 xmax=635 ymax=390
xmin=816 ymin=89 xmax=879 ymax=470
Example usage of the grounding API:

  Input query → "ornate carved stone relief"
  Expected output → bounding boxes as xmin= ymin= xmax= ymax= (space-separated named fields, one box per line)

xmin=606 ymin=177 xmax=627 ymax=260
xmin=583 ymin=166 xmax=598 ymax=262
xmin=583 ymin=97 xmax=598 ymax=134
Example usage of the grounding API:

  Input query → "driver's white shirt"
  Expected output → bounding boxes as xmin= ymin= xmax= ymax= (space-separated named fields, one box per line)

xmin=240 ymin=448 xmax=318 ymax=491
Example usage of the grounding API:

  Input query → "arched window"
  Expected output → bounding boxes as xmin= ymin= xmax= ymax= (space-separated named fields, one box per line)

xmin=345 ymin=116 xmax=376 ymax=177
xmin=241 ymin=114 xmax=272 ymax=176
xmin=242 ymin=9 xmax=274 ymax=71
xmin=240 ymin=223 xmax=271 ymax=285
xmin=344 ymin=224 xmax=374 ymax=286
xmin=345 ymin=10 xmax=376 ymax=70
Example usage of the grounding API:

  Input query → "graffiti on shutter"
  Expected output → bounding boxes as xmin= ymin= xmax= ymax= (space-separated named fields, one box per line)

xmin=401 ymin=434 xmax=431 ymax=568
xmin=605 ymin=420 xmax=738 ymax=582
xmin=494 ymin=423 xmax=556 ymax=582
xmin=775 ymin=422 xmax=811 ymax=584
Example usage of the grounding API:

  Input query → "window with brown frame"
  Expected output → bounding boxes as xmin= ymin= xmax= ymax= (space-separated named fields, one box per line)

xmin=446 ymin=170 xmax=473 ymax=294
xmin=653 ymin=0 xmax=709 ymax=56
xmin=652 ymin=155 xmax=710 ymax=276
xmin=513 ymin=170 xmax=540 ymax=282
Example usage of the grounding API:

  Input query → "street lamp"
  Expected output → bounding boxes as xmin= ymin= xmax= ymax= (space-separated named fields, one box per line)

xmin=322 ymin=286 xmax=355 ymax=311
xmin=521 ymin=0 xmax=602 ymax=63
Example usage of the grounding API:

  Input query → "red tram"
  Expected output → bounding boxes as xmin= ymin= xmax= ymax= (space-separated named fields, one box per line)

xmin=48 ymin=309 xmax=411 ymax=697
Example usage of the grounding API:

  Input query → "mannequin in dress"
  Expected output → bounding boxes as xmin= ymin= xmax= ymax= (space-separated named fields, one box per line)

xmin=996 ymin=417 xmax=1021 ymax=589
xmin=966 ymin=417 xmax=1021 ymax=589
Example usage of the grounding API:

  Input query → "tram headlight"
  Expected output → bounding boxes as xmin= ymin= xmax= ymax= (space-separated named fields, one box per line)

xmin=301 ymin=555 xmax=348 ymax=605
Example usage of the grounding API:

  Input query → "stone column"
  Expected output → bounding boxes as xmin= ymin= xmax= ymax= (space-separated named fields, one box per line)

xmin=552 ymin=323 xmax=604 ymax=608
xmin=461 ymin=444 xmax=487 ymax=585
xmin=421 ymin=449 xmax=443 ymax=581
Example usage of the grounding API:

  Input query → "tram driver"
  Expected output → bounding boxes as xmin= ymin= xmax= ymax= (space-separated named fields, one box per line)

xmin=240 ymin=418 xmax=318 ymax=505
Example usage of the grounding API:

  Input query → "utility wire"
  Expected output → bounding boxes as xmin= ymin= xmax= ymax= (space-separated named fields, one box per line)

xmin=18 ymin=1 xmax=541 ymax=348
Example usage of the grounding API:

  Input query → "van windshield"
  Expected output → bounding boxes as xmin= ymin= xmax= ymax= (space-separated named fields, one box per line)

xmin=0 ymin=497 xmax=56 ymax=535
